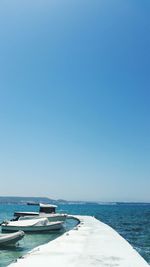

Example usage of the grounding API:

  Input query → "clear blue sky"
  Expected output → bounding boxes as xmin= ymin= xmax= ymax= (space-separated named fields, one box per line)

xmin=0 ymin=0 xmax=149 ymax=202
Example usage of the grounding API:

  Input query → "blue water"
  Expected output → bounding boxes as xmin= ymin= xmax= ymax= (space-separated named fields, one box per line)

xmin=0 ymin=203 xmax=150 ymax=266
xmin=59 ymin=203 xmax=150 ymax=264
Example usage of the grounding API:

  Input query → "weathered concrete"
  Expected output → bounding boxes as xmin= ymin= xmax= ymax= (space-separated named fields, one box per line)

xmin=9 ymin=216 xmax=149 ymax=267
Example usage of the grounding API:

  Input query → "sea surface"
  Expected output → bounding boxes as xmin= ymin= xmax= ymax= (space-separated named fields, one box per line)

xmin=0 ymin=202 xmax=150 ymax=266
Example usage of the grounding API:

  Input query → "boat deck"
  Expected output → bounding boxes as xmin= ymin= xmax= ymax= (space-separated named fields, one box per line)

xmin=8 ymin=215 xmax=149 ymax=267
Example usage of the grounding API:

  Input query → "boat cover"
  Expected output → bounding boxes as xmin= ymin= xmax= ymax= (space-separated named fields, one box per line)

xmin=3 ymin=218 xmax=49 ymax=227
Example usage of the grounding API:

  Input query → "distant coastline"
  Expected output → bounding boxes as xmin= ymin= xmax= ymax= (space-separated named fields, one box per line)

xmin=0 ymin=196 xmax=149 ymax=205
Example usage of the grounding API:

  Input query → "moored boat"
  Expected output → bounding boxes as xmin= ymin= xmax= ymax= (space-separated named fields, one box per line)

xmin=0 ymin=231 xmax=25 ymax=246
xmin=1 ymin=218 xmax=64 ymax=233
xmin=13 ymin=203 xmax=67 ymax=222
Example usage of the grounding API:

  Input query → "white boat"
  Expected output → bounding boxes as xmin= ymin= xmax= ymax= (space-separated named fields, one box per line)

xmin=18 ymin=213 xmax=67 ymax=222
xmin=13 ymin=203 xmax=67 ymax=222
xmin=0 ymin=231 xmax=24 ymax=246
xmin=1 ymin=218 xmax=64 ymax=233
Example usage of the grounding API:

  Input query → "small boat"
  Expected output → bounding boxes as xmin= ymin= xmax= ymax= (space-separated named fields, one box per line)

xmin=0 ymin=231 xmax=25 ymax=246
xmin=1 ymin=218 xmax=64 ymax=233
xmin=13 ymin=203 xmax=67 ymax=222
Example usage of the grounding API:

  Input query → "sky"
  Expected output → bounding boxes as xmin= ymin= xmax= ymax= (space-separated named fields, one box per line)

xmin=0 ymin=0 xmax=149 ymax=202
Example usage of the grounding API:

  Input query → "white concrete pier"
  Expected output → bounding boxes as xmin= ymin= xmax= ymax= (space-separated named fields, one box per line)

xmin=9 ymin=216 xmax=149 ymax=267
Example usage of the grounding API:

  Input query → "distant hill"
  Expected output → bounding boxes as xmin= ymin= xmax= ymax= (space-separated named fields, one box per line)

xmin=0 ymin=197 xmax=149 ymax=205
xmin=0 ymin=196 xmax=55 ymax=204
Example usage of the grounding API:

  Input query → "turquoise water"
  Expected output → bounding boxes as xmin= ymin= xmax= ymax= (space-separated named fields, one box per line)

xmin=0 ymin=203 xmax=150 ymax=266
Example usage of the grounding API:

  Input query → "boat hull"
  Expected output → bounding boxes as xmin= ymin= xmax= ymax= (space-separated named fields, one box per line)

xmin=0 ymin=231 xmax=24 ymax=246
xmin=2 ymin=222 xmax=63 ymax=233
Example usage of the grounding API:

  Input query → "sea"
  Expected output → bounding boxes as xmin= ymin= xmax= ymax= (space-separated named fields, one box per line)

xmin=0 ymin=200 xmax=150 ymax=266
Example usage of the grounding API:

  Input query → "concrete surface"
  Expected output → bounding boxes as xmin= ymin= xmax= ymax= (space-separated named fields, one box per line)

xmin=8 ymin=215 xmax=149 ymax=267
